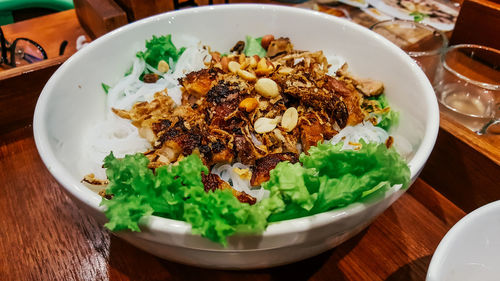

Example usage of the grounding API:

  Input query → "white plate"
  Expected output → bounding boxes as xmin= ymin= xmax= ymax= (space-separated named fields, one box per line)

xmin=367 ymin=0 xmax=458 ymax=31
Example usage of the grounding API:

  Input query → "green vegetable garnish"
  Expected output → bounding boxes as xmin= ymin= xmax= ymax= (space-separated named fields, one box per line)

xmin=101 ymin=153 xmax=271 ymax=245
xmin=243 ymin=35 xmax=267 ymax=57
xmin=101 ymin=83 xmax=111 ymax=94
xmin=101 ymin=142 xmax=409 ymax=245
xmin=101 ymin=65 xmax=131 ymax=94
xmin=124 ymin=65 xmax=133 ymax=77
xmin=410 ymin=11 xmax=428 ymax=22
xmin=136 ymin=34 xmax=185 ymax=70
xmin=266 ymin=141 xmax=410 ymax=221
xmin=366 ymin=94 xmax=400 ymax=131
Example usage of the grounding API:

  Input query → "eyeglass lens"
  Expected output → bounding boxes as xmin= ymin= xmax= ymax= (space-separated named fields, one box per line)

xmin=12 ymin=39 xmax=45 ymax=66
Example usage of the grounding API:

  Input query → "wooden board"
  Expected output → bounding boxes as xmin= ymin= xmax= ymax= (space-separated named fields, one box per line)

xmin=450 ymin=0 xmax=500 ymax=50
xmin=421 ymin=114 xmax=500 ymax=213
xmin=74 ymin=0 xmax=128 ymax=39
xmin=114 ymin=0 xmax=173 ymax=21
xmin=0 ymin=56 xmax=68 ymax=134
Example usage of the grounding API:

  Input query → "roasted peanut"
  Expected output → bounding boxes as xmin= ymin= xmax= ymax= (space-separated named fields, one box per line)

xmin=211 ymin=52 xmax=221 ymax=63
xmin=273 ymin=128 xmax=286 ymax=143
xmin=237 ymin=69 xmax=257 ymax=81
xmin=157 ymin=60 xmax=170 ymax=73
xmin=228 ymin=61 xmax=241 ymax=73
xmin=143 ymin=73 xmax=159 ymax=83
xmin=254 ymin=117 xmax=279 ymax=134
xmin=139 ymin=127 xmax=156 ymax=142
xmin=249 ymin=56 xmax=258 ymax=69
xmin=240 ymin=57 xmax=250 ymax=70
xmin=238 ymin=54 xmax=246 ymax=65
xmin=261 ymin=34 xmax=275 ymax=50
xmin=281 ymin=107 xmax=298 ymax=132
xmin=233 ymin=167 xmax=252 ymax=180
xmin=220 ymin=56 xmax=229 ymax=72
xmin=255 ymin=58 xmax=274 ymax=76
xmin=255 ymin=78 xmax=279 ymax=98
xmin=239 ymin=98 xmax=259 ymax=112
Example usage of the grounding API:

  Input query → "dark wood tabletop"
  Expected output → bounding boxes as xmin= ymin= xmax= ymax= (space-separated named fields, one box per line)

xmin=0 ymin=4 xmax=498 ymax=281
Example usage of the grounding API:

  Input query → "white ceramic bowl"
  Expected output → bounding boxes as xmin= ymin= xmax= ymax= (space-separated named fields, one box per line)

xmin=427 ymin=201 xmax=500 ymax=281
xmin=33 ymin=4 xmax=439 ymax=269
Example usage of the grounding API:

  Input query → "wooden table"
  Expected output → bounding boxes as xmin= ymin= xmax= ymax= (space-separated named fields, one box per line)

xmin=0 ymin=9 xmax=88 ymax=61
xmin=0 ymin=5 xmax=497 ymax=280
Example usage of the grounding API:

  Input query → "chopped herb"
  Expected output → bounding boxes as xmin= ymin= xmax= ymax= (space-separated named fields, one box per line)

xmin=136 ymin=34 xmax=185 ymax=71
xmin=124 ymin=65 xmax=133 ymax=76
xmin=101 ymin=83 xmax=111 ymax=94
xmin=410 ymin=11 xmax=428 ymax=22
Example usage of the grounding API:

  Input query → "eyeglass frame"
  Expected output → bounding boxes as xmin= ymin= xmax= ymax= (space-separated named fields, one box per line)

xmin=0 ymin=26 xmax=48 ymax=67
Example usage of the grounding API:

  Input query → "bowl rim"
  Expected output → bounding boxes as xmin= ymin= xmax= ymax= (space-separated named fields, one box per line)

xmin=33 ymin=4 xmax=439 ymax=242
xmin=442 ymin=44 xmax=500 ymax=91
xmin=426 ymin=200 xmax=500 ymax=281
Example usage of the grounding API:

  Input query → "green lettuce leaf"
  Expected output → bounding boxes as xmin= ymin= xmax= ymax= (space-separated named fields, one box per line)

xmin=101 ymin=153 xmax=271 ymax=245
xmin=302 ymin=141 xmax=410 ymax=213
xmin=101 ymin=152 xmax=155 ymax=231
xmin=102 ymin=194 xmax=154 ymax=232
xmin=378 ymin=109 xmax=399 ymax=131
xmin=244 ymin=35 xmax=267 ymax=57
xmin=101 ymin=141 xmax=410 ymax=245
xmin=370 ymin=94 xmax=400 ymax=131
xmin=262 ymin=162 xmax=318 ymax=212
xmin=265 ymin=141 xmax=410 ymax=220
xmin=302 ymin=141 xmax=410 ymax=188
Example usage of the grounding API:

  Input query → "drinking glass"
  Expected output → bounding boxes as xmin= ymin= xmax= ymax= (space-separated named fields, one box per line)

xmin=370 ymin=19 xmax=448 ymax=83
xmin=433 ymin=44 xmax=500 ymax=134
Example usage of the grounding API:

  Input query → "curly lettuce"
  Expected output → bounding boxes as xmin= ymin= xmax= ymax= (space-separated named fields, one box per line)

xmin=101 ymin=142 xmax=410 ymax=245
xmin=264 ymin=142 xmax=410 ymax=221
xmin=101 ymin=153 xmax=271 ymax=245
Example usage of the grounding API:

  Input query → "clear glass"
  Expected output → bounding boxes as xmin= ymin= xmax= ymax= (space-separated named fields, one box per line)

xmin=370 ymin=19 xmax=448 ymax=83
xmin=433 ymin=44 xmax=500 ymax=134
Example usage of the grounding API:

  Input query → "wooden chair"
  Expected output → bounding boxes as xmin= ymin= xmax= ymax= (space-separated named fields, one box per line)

xmin=450 ymin=0 xmax=500 ymax=50
xmin=75 ymin=0 xmax=230 ymax=39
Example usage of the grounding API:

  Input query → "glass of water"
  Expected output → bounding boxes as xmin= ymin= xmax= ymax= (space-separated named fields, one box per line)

xmin=370 ymin=19 xmax=448 ymax=83
xmin=433 ymin=44 xmax=500 ymax=134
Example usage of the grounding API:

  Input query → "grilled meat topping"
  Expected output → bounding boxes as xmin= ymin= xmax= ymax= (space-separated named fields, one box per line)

xmin=114 ymin=44 xmax=383 ymax=204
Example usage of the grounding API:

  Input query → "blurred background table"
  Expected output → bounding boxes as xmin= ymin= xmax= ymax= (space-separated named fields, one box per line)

xmin=0 ymin=1 xmax=498 ymax=280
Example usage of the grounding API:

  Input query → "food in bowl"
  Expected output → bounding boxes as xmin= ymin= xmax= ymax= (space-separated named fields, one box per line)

xmin=34 ymin=4 xmax=439 ymax=268
xmin=82 ymin=33 xmax=410 ymax=245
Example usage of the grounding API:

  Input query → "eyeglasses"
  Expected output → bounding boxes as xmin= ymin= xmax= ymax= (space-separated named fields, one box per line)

xmin=0 ymin=27 xmax=47 ymax=67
